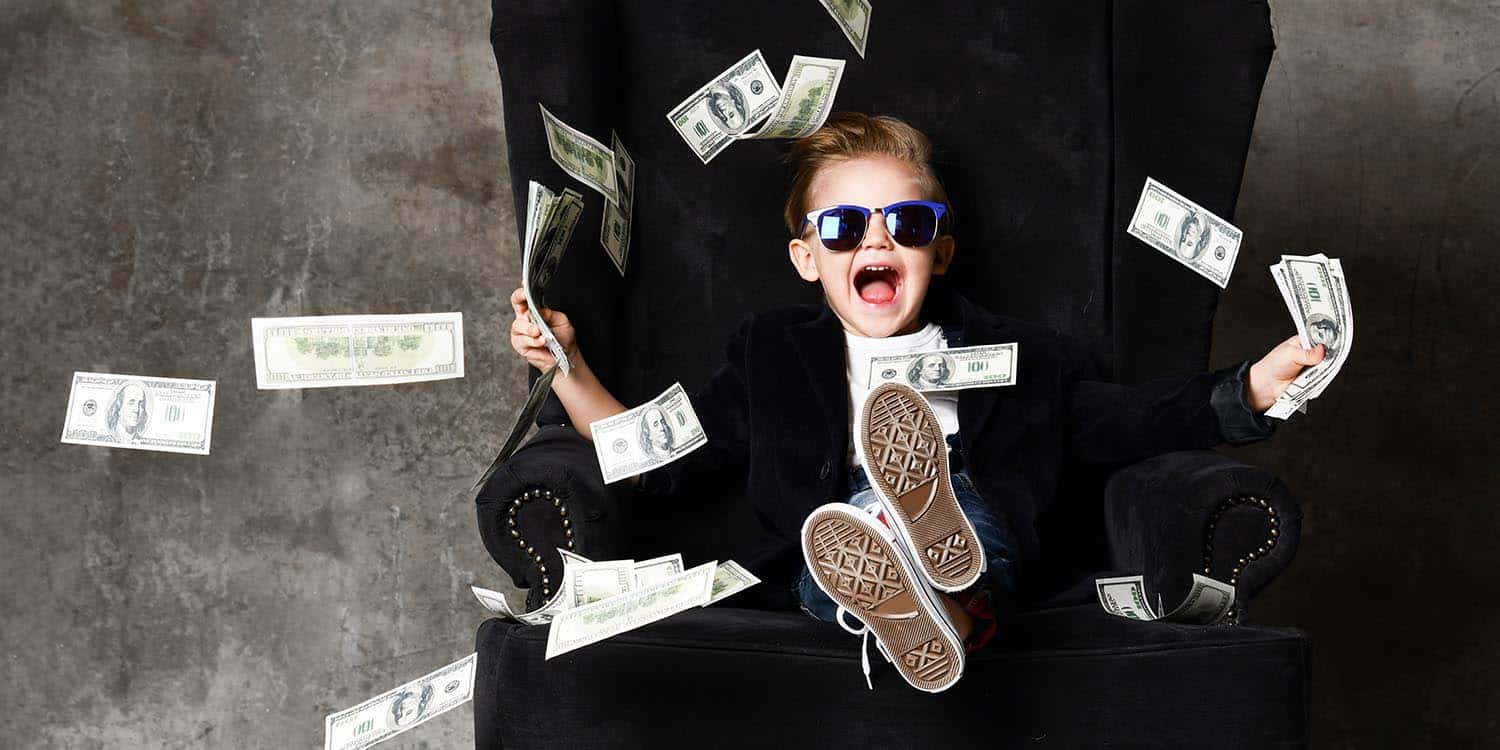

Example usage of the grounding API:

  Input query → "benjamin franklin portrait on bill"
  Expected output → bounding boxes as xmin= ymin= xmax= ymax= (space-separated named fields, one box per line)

xmin=638 ymin=406 xmax=675 ymax=458
xmin=1305 ymin=313 xmax=1341 ymax=357
xmin=1176 ymin=210 xmax=1211 ymax=261
xmin=906 ymin=353 xmax=956 ymax=390
xmin=705 ymin=84 xmax=749 ymax=135
xmin=388 ymin=683 xmax=433 ymax=729
xmin=107 ymin=380 xmax=151 ymax=443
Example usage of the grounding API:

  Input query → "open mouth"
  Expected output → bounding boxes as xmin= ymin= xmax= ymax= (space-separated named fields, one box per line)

xmin=853 ymin=264 xmax=902 ymax=305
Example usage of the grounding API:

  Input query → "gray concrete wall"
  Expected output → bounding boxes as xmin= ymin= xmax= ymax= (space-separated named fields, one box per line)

xmin=1215 ymin=1 xmax=1500 ymax=746
xmin=1 ymin=2 xmax=519 ymax=747
xmin=2 ymin=1 xmax=1496 ymax=748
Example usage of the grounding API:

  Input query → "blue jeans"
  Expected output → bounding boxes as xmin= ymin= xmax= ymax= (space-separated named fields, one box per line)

xmin=798 ymin=467 xmax=1019 ymax=623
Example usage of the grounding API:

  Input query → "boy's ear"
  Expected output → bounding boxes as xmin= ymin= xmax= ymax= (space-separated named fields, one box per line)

xmin=930 ymin=235 xmax=956 ymax=276
xmin=788 ymin=238 xmax=821 ymax=282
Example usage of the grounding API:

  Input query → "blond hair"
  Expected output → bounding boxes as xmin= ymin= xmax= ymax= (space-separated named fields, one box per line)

xmin=783 ymin=113 xmax=951 ymax=237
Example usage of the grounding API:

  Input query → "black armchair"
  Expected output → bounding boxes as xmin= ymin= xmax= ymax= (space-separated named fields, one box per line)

xmin=476 ymin=1 xmax=1306 ymax=746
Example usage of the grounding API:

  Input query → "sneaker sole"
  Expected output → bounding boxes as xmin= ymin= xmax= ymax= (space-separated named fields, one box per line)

xmin=860 ymin=382 xmax=984 ymax=592
xmin=801 ymin=505 xmax=965 ymax=693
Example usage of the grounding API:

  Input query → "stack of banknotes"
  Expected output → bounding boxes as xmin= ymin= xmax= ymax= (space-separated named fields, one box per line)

xmin=471 ymin=549 xmax=760 ymax=659
xmin=1095 ymin=573 xmax=1236 ymax=625
xmin=1266 ymin=253 xmax=1353 ymax=419
xmin=520 ymin=179 xmax=584 ymax=374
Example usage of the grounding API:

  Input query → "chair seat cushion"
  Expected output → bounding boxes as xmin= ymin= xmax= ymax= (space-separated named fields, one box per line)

xmin=475 ymin=604 xmax=1308 ymax=748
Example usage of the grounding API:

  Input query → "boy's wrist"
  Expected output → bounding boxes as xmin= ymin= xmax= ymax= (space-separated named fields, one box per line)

xmin=553 ymin=353 xmax=591 ymax=391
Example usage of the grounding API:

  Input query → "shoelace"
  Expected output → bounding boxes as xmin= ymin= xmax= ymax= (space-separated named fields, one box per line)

xmin=838 ymin=504 xmax=891 ymax=690
xmin=835 ymin=606 xmax=876 ymax=690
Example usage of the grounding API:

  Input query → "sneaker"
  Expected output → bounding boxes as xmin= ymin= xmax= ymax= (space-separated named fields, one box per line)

xmin=858 ymin=382 xmax=985 ymax=592
xmin=801 ymin=502 xmax=966 ymax=693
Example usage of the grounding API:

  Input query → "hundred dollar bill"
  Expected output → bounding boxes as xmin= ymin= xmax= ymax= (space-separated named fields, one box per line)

xmin=472 ymin=364 xmax=558 ymax=492
xmin=705 ymin=560 xmax=760 ymax=606
xmin=470 ymin=585 xmax=518 ymax=617
xmin=1268 ymin=254 xmax=1348 ymax=413
xmin=1299 ymin=255 xmax=1351 ymax=406
xmin=539 ymin=104 xmax=618 ymax=205
xmin=633 ymin=553 xmax=685 ymax=588
xmin=1095 ymin=576 xmax=1158 ymax=621
xmin=1315 ymin=257 xmax=1352 ymax=401
xmin=590 ymin=383 xmax=708 ymax=483
xmin=667 ymin=50 xmax=782 ymax=164
xmin=251 ymin=313 xmax=464 ymax=389
xmin=522 ymin=181 xmax=584 ymax=375
xmin=323 ymin=653 xmax=476 ymax=750
xmin=513 ymin=548 xmax=593 ymax=626
xmin=1159 ymin=573 xmax=1237 ymax=624
xmin=599 ymin=131 xmax=635 ymax=275
xmin=1096 ymin=573 xmax=1236 ymax=625
xmin=60 ymin=372 xmax=216 ymax=455
xmin=868 ymin=343 xmax=1018 ymax=392
xmin=545 ymin=562 xmax=717 ymax=660
xmin=1266 ymin=254 xmax=1352 ymax=418
xmin=743 ymin=55 xmax=846 ymax=140
xmin=1267 ymin=266 xmax=1311 ymax=415
xmin=1127 ymin=177 xmax=1243 ymax=289
xmin=817 ymin=0 xmax=871 ymax=58
xmin=568 ymin=558 xmax=637 ymax=608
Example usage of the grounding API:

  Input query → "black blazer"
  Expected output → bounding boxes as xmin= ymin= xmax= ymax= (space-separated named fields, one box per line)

xmin=639 ymin=283 xmax=1273 ymax=593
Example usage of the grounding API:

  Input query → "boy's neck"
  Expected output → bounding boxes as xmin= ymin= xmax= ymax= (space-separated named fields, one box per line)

xmin=839 ymin=317 xmax=929 ymax=339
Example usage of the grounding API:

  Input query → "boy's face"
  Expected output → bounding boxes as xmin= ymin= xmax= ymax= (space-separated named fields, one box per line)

xmin=787 ymin=155 xmax=955 ymax=338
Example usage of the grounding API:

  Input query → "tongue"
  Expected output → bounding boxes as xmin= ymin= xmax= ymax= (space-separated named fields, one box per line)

xmin=859 ymin=279 xmax=896 ymax=304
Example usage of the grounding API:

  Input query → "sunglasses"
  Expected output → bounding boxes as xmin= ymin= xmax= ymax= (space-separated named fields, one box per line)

xmin=801 ymin=200 xmax=950 ymax=252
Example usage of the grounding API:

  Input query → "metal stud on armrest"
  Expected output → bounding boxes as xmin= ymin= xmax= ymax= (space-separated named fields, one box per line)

xmin=1203 ymin=495 xmax=1280 ymax=587
xmin=503 ymin=483 xmax=577 ymax=599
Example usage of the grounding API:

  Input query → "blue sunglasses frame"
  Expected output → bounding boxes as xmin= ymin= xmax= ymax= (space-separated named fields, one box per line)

xmin=801 ymin=200 xmax=951 ymax=251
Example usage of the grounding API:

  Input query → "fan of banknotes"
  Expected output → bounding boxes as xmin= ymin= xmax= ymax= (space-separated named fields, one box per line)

xmin=1266 ymin=253 xmax=1353 ymax=418
xmin=471 ymin=549 xmax=760 ymax=659
xmin=1096 ymin=573 xmax=1236 ymax=625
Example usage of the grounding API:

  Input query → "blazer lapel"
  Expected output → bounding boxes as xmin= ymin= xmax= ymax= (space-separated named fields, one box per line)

xmin=789 ymin=307 xmax=850 ymax=462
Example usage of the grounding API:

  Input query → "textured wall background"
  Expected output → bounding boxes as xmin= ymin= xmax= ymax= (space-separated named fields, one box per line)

xmin=1 ymin=1 xmax=1496 ymax=748
xmin=1215 ymin=1 xmax=1500 ymax=746
xmin=0 ymin=1 xmax=519 ymax=747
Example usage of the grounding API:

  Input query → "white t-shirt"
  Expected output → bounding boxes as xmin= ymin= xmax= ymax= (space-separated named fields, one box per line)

xmin=845 ymin=322 xmax=960 ymax=466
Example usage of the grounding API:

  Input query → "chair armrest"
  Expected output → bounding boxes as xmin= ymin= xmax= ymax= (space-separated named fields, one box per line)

xmin=1103 ymin=450 xmax=1301 ymax=611
xmin=475 ymin=425 xmax=632 ymax=609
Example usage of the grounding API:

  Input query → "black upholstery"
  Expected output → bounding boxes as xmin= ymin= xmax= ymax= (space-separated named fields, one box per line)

xmin=476 ymin=606 xmax=1308 ymax=748
xmin=479 ymin=0 xmax=1304 ymax=746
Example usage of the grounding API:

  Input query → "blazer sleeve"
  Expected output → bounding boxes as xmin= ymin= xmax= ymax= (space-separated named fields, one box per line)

xmin=1063 ymin=335 xmax=1275 ymax=466
xmin=635 ymin=319 xmax=753 ymax=500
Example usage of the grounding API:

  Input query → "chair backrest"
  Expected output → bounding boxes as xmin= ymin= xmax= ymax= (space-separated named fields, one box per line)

xmin=490 ymin=0 xmax=1274 ymax=580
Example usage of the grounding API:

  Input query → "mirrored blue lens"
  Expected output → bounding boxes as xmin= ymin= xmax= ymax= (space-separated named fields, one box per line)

xmin=816 ymin=207 xmax=867 ymax=252
xmin=888 ymin=204 xmax=939 ymax=247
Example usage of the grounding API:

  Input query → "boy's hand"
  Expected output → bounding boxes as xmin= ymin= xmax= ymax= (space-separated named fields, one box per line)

xmin=1247 ymin=336 xmax=1326 ymax=412
xmin=509 ymin=287 xmax=579 ymax=371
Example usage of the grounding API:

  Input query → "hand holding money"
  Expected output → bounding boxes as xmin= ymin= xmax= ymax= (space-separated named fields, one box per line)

xmin=1264 ymin=254 xmax=1353 ymax=418
xmin=1248 ymin=335 xmax=1328 ymax=412
xmin=509 ymin=287 xmax=577 ymax=373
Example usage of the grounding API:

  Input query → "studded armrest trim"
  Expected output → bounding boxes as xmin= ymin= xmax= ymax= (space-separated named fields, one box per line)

xmin=503 ymin=486 xmax=576 ymax=601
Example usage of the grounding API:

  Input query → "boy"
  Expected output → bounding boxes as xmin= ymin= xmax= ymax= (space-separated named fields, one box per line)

xmin=508 ymin=113 xmax=1322 ymax=692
